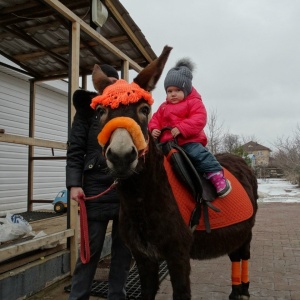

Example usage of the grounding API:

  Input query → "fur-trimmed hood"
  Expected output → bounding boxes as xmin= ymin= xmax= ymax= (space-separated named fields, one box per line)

xmin=73 ymin=89 xmax=97 ymax=118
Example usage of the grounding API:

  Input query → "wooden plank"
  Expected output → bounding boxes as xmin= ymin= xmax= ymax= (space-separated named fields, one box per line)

xmin=43 ymin=0 xmax=144 ymax=72
xmin=70 ymin=21 xmax=80 ymax=123
xmin=30 ymin=214 xmax=67 ymax=229
xmin=0 ymin=229 xmax=74 ymax=262
xmin=70 ymin=200 xmax=79 ymax=274
xmin=0 ymin=244 xmax=66 ymax=274
xmin=121 ymin=60 xmax=130 ymax=81
xmin=30 ymin=200 xmax=53 ymax=203
xmin=0 ymin=133 xmax=67 ymax=149
xmin=27 ymin=80 xmax=36 ymax=211
xmin=105 ymin=0 xmax=153 ymax=63
xmin=68 ymin=21 xmax=80 ymax=274
xmin=32 ymin=156 xmax=66 ymax=160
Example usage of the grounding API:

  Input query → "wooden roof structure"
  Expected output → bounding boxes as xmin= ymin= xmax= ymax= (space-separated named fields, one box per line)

xmin=0 ymin=0 xmax=157 ymax=80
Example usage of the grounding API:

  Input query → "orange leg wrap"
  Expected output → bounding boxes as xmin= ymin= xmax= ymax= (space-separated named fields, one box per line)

xmin=231 ymin=261 xmax=241 ymax=285
xmin=241 ymin=260 xmax=249 ymax=283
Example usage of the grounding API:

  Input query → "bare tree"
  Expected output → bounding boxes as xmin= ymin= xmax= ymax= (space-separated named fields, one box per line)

xmin=240 ymin=135 xmax=259 ymax=145
xmin=221 ymin=133 xmax=241 ymax=153
xmin=273 ymin=125 xmax=300 ymax=186
xmin=206 ymin=108 xmax=226 ymax=154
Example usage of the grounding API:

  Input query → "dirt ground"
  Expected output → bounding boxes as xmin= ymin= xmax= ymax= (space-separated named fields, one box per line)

xmin=26 ymin=203 xmax=300 ymax=300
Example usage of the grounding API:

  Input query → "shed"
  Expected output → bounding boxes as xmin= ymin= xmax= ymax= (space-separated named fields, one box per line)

xmin=0 ymin=1 xmax=157 ymax=298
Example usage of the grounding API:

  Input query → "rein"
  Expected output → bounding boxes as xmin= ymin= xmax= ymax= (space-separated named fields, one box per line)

xmin=78 ymin=180 xmax=118 ymax=264
xmin=138 ymin=144 xmax=149 ymax=159
xmin=80 ymin=116 xmax=147 ymax=263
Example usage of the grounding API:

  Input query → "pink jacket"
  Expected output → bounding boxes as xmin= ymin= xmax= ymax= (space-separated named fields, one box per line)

xmin=148 ymin=87 xmax=208 ymax=146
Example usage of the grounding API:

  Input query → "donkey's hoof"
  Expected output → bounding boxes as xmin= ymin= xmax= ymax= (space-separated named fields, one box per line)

xmin=229 ymin=284 xmax=241 ymax=300
xmin=240 ymin=281 xmax=250 ymax=299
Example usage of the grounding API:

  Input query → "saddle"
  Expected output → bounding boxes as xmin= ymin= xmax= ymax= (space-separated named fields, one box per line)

xmin=157 ymin=129 xmax=221 ymax=233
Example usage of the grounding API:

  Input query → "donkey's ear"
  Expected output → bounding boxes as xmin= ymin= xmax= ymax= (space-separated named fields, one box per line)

xmin=92 ymin=64 xmax=113 ymax=94
xmin=134 ymin=45 xmax=172 ymax=92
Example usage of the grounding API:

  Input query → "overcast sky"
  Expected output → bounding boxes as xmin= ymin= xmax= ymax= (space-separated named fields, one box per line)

xmin=121 ymin=0 xmax=300 ymax=150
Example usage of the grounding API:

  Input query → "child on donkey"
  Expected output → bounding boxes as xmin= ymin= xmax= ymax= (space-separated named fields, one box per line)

xmin=148 ymin=58 xmax=231 ymax=197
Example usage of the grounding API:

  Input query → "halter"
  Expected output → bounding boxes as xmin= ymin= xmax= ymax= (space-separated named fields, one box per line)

xmin=97 ymin=117 xmax=148 ymax=153
xmin=90 ymin=79 xmax=152 ymax=156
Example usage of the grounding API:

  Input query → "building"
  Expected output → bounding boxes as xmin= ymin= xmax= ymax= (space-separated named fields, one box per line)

xmin=242 ymin=141 xmax=271 ymax=167
xmin=0 ymin=59 xmax=69 ymax=215
xmin=242 ymin=141 xmax=283 ymax=178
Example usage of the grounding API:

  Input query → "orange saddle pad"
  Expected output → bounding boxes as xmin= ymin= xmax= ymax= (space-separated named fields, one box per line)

xmin=164 ymin=157 xmax=254 ymax=231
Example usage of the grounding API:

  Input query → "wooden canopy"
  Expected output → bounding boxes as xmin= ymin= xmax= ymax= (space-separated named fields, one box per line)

xmin=0 ymin=0 xmax=157 ymax=80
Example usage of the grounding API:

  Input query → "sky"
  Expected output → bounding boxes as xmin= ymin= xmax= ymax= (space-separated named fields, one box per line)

xmin=120 ymin=0 xmax=300 ymax=150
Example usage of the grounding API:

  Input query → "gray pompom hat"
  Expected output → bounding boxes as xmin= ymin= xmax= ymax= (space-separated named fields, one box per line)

xmin=164 ymin=58 xmax=195 ymax=97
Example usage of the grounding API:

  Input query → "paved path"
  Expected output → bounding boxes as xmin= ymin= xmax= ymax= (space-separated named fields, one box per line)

xmin=28 ymin=202 xmax=300 ymax=300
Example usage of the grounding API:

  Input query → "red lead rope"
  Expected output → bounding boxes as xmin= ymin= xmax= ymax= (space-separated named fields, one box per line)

xmin=77 ymin=180 xmax=118 ymax=264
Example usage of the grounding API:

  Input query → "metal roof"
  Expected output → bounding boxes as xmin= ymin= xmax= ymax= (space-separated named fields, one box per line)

xmin=242 ymin=141 xmax=271 ymax=152
xmin=0 ymin=0 xmax=157 ymax=80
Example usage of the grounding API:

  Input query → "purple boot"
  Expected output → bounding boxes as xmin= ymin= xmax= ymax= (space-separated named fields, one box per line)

xmin=206 ymin=170 xmax=232 ymax=198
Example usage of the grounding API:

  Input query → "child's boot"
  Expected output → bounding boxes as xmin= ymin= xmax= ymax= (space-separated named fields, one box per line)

xmin=206 ymin=170 xmax=232 ymax=198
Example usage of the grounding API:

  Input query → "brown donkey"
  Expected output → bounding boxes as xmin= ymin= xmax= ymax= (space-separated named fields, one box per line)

xmin=90 ymin=46 xmax=258 ymax=300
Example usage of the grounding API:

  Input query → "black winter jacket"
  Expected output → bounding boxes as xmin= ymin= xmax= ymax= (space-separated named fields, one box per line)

xmin=66 ymin=90 xmax=119 ymax=220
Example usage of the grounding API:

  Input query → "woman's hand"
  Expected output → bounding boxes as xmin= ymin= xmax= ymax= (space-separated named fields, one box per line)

xmin=70 ymin=187 xmax=85 ymax=203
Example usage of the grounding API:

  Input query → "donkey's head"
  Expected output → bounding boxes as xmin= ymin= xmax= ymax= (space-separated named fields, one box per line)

xmin=91 ymin=46 xmax=172 ymax=178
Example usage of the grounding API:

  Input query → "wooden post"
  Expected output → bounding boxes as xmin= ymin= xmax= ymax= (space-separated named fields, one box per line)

xmin=27 ymin=80 xmax=36 ymax=211
xmin=82 ymin=73 xmax=87 ymax=90
xmin=121 ymin=60 xmax=130 ymax=81
xmin=68 ymin=20 xmax=80 ymax=275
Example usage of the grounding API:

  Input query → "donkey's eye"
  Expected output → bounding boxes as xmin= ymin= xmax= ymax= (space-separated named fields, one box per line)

xmin=96 ymin=105 xmax=106 ymax=118
xmin=140 ymin=105 xmax=150 ymax=116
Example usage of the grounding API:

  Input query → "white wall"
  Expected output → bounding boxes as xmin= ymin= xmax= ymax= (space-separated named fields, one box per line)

xmin=0 ymin=69 xmax=68 ymax=216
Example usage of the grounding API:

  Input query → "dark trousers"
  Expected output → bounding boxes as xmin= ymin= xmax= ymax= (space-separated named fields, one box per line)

xmin=68 ymin=218 xmax=132 ymax=300
xmin=181 ymin=142 xmax=222 ymax=174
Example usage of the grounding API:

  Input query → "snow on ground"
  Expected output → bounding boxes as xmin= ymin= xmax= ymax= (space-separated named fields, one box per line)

xmin=257 ymin=178 xmax=300 ymax=203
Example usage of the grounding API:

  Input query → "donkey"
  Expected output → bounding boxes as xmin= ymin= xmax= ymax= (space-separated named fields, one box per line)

xmin=90 ymin=46 xmax=258 ymax=300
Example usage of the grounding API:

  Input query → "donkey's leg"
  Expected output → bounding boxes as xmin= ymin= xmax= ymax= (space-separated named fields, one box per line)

xmin=166 ymin=253 xmax=191 ymax=300
xmin=239 ymin=233 xmax=251 ymax=300
xmin=228 ymin=256 xmax=242 ymax=300
xmin=133 ymin=254 xmax=159 ymax=300
xmin=228 ymin=233 xmax=252 ymax=300
xmin=240 ymin=260 xmax=250 ymax=300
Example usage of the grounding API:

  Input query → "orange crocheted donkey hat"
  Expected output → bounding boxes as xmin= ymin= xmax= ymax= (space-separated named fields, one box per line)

xmin=90 ymin=79 xmax=154 ymax=109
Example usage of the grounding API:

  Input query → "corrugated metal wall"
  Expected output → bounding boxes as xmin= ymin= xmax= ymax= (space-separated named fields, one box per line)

xmin=0 ymin=70 xmax=68 ymax=216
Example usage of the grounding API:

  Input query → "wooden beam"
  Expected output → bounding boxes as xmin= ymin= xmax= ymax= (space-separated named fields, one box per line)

xmin=68 ymin=20 xmax=81 ymax=275
xmin=0 ymin=49 xmax=40 ymax=77
xmin=0 ymin=133 xmax=67 ymax=150
xmin=0 ymin=245 xmax=67 ymax=274
xmin=0 ymin=0 xmax=86 ymax=26
xmin=70 ymin=21 xmax=80 ymax=123
xmin=70 ymin=200 xmax=79 ymax=274
xmin=104 ymin=0 xmax=153 ymax=63
xmin=4 ymin=25 xmax=69 ymax=68
xmin=27 ymin=80 xmax=36 ymax=211
xmin=32 ymin=156 xmax=66 ymax=160
xmin=121 ymin=60 xmax=130 ymax=81
xmin=30 ymin=200 xmax=53 ymax=203
xmin=43 ymin=0 xmax=143 ymax=72
xmin=0 ymin=229 xmax=74 ymax=262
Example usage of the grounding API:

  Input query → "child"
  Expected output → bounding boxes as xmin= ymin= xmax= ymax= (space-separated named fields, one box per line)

xmin=148 ymin=58 xmax=231 ymax=197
